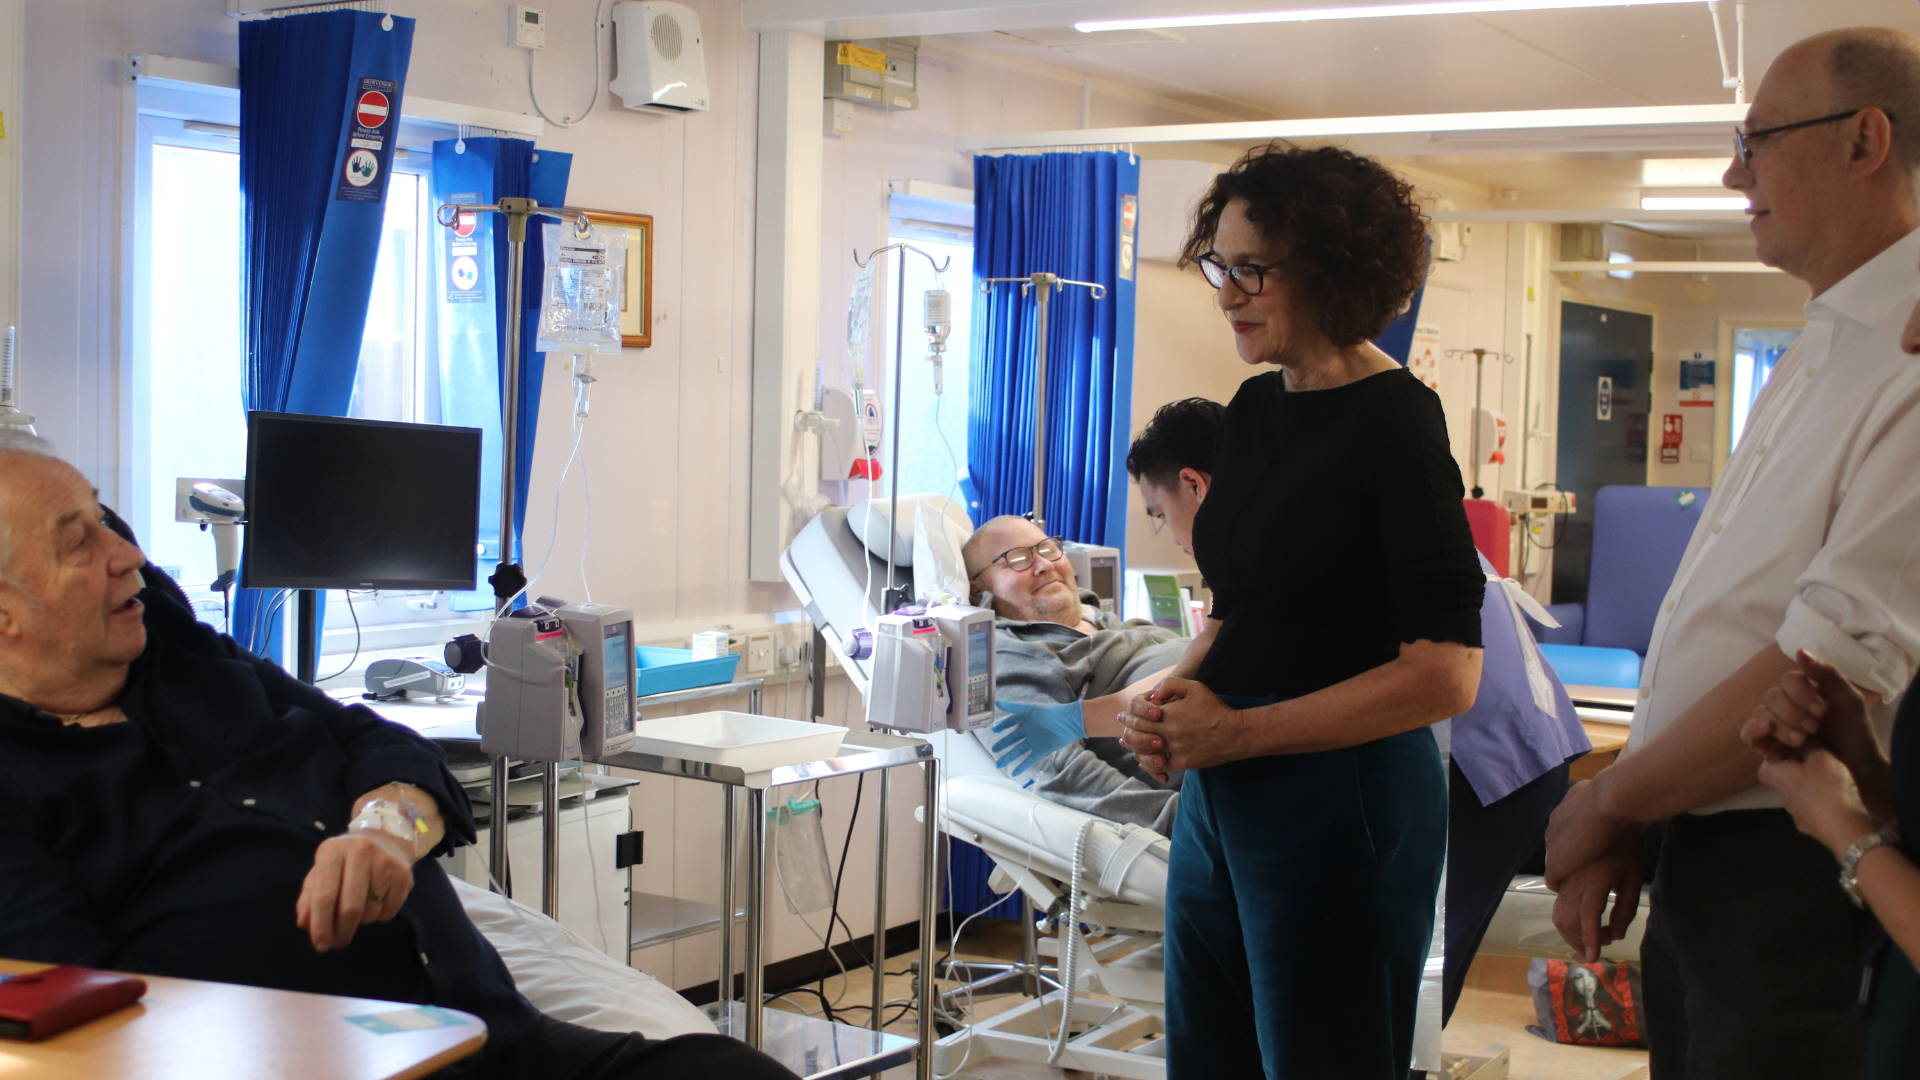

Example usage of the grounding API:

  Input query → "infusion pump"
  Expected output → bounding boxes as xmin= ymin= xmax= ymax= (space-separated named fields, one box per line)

xmin=479 ymin=600 xmax=638 ymax=763
xmin=863 ymin=604 xmax=996 ymax=735
xmin=1062 ymin=542 xmax=1121 ymax=616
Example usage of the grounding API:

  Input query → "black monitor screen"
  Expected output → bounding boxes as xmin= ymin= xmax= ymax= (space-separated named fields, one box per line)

xmin=242 ymin=412 xmax=482 ymax=591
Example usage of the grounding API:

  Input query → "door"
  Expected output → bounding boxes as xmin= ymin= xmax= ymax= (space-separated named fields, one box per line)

xmin=1554 ymin=301 xmax=1653 ymax=605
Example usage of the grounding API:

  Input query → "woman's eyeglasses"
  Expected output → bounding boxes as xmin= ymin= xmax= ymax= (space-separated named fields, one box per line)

xmin=1197 ymin=252 xmax=1272 ymax=296
xmin=990 ymin=536 xmax=1064 ymax=572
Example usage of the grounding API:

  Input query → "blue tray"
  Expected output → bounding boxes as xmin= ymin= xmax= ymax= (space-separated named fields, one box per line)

xmin=635 ymin=646 xmax=743 ymax=697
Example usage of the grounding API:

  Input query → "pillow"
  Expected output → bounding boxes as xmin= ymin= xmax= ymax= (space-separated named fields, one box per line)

xmin=845 ymin=493 xmax=972 ymax=569
xmin=451 ymin=876 xmax=714 ymax=1039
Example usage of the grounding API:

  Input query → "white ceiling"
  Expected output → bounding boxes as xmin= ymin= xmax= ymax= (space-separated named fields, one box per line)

xmin=940 ymin=0 xmax=1920 ymax=229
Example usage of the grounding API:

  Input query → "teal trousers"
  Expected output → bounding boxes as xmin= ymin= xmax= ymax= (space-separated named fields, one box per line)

xmin=1164 ymin=704 xmax=1446 ymax=1079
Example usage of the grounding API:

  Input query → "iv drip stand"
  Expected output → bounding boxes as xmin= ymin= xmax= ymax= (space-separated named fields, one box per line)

xmin=436 ymin=197 xmax=591 ymax=907
xmin=853 ymin=242 xmax=952 ymax=616
xmin=1446 ymin=346 xmax=1515 ymax=499
xmin=978 ymin=273 xmax=1105 ymax=533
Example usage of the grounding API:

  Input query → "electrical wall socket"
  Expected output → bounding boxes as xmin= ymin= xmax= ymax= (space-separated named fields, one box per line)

xmin=511 ymin=5 xmax=546 ymax=49
xmin=744 ymin=632 xmax=775 ymax=675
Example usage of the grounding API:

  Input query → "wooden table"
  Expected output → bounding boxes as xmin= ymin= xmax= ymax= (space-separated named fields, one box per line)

xmin=0 ymin=959 xmax=485 ymax=1080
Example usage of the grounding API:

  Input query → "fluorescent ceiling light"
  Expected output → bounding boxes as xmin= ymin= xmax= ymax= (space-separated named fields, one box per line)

xmin=1077 ymin=0 xmax=1698 ymax=34
xmin=1608 ymin=250 xmax=1635 ymax=280
xmin=1641 ymin=196 xmax=1748 ymax=210
xmin=1641 ymin=158 xmax=1732 ymax=187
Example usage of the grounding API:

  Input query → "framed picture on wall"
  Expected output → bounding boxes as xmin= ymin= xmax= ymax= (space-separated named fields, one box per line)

xmin=580 ymin=209 xmax=653 ymax=348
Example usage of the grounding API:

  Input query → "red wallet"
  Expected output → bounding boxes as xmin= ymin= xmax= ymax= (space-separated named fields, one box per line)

xmin=0 ymin=966 xmax=148 ymax=1040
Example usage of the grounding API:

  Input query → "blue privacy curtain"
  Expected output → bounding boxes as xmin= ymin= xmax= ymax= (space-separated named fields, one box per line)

xmin=430 ymin=138 xmax=572 ymax=610
xmin=969 ymin=151 xmax=1140 ymax=549
xmin=232 ymin=10 xmax=415 ymax=661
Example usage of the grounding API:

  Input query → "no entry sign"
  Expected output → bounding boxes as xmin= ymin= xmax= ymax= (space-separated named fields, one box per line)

xmin=356 ymin=90 xmax=390 ymax=129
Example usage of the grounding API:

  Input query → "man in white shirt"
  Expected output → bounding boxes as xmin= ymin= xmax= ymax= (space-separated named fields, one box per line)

xmin=1545 ymin=27 xmax=1920 ymax=1077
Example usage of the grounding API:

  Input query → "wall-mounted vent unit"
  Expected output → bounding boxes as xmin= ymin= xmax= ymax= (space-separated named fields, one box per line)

xmin=609 ymin=1 xmax=709 ymax=113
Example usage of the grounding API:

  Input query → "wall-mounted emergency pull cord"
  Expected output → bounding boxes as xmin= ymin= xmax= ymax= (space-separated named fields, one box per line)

xmin=527 ymin=0 xmax=609 ymax=128
xmin=854 ymin=243 xmax=953 ymax=616
xmin=1446 ymin=347 xmax=1516 ymax=500
xmin=978 ymin=274 xmax=1105 ymax=534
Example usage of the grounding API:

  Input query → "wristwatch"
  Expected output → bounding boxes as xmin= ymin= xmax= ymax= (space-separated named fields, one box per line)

xmin=1839 ymin=829 xmax=1896 ymax=908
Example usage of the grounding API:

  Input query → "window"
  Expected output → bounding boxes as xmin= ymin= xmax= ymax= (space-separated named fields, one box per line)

xmin=1729 ymin=326 xmax=1799 ymax=450
xmin=877 ymin=235 xmax=974 ymax=507
xmin=135 ymin=112 xmax=473 ymax=652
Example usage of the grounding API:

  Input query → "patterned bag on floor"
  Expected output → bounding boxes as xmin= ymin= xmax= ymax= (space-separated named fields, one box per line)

xmin=1526 ymin=958 xmax=1646 ymax=1047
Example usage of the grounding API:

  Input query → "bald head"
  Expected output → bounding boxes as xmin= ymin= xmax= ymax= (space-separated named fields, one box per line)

xmin=1803 ymin=28 xmax=1920 ymax=173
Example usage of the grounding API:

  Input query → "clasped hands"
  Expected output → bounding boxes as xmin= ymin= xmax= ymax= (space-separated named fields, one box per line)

xmin=1546 ymin=650 xmax=1890 ymax=962
xmin=1742 ymin=651 xmax=1892 ymax=862
xmin=1116 ymin=676 xmax=1247 ymax=784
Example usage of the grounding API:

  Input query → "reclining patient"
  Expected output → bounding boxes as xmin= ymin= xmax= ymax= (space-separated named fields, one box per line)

xmin=0 ymin=438 xmax=796 ymax=1080
xmin=963 ymin=515 xmax=1187 ymax=835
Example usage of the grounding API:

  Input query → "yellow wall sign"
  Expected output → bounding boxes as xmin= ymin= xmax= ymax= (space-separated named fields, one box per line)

xmin=836 ymin=43 xmax=887 ymax=73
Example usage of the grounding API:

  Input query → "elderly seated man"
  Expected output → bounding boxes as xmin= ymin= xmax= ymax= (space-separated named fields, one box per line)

xmin=0 ymin=436 xmax=797 ymax=1080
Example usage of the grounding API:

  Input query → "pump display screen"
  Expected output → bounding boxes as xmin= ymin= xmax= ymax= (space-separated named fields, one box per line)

xmin=967 ymin=621 xmax=991 ymax=715
xmin=1090 ymin=563 xmax=1115 ymax=600
xmin=603 ymin=622 xmax=633 ymax=736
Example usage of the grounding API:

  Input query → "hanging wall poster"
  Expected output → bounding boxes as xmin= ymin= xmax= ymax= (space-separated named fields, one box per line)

xmin=1409 ymin=324 xmax=1442 ymax=391
xmin=579 ymin=209 xmax=655 ymax=348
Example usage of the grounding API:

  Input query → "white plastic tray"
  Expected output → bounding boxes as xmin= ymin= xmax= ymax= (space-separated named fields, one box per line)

xmin=627 ymin=711 xmax=847 ymax=773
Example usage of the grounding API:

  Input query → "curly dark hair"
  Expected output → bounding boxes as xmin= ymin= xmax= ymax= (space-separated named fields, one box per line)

xmin=1180 ymin=143 xmax=1430 ymax=347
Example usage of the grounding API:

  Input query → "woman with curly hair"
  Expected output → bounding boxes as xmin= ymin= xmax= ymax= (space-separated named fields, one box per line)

xmin=1115 ymin=143 xmax=1487 ymax=1077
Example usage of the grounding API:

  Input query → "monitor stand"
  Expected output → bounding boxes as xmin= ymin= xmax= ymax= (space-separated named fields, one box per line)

xmin=296 ymin=589 xmax=321 ymax=684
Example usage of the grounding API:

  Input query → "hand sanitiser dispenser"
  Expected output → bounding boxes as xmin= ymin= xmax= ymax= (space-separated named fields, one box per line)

xmin=478 ymin=600 xmax=638 ymax=762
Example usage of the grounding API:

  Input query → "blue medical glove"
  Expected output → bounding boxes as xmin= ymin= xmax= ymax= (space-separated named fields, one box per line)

xmin=990 ymin=699 xmax=1086 ymax=777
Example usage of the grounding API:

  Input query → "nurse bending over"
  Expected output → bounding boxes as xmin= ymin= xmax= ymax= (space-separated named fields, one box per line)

xmin=1122 ymin=143 xmax=1486 ymax=1078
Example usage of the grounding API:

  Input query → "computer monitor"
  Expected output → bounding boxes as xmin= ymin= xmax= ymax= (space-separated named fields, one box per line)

xmin=242 ymin=411 xmax=483 ymax=591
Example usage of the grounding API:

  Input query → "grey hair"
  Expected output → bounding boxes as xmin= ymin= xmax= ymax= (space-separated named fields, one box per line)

xmin=1827 ymin=28 xmax=1920 ymax=174
xmin=0 ymin=430 xmax=61 ymax=586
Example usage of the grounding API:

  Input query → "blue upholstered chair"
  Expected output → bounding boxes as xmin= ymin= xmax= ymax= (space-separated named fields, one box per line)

xmin=1532 ymin=485 xmax=1708 ymax=689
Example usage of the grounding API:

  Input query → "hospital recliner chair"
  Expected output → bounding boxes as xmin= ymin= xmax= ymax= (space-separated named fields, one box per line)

xmin=782 ymin=500 xmax=1643 ymax=1079
xmin=1533 ymin=484 xmax=1708 ymax=690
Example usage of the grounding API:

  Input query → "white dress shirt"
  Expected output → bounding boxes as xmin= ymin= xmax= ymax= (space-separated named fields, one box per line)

xmin=1627 ymin=228 xmax=1920 ymax=813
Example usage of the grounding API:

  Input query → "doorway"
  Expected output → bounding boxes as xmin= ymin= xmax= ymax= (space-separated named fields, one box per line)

xmin=1555 ymin=301 xmax=1654 ymax=605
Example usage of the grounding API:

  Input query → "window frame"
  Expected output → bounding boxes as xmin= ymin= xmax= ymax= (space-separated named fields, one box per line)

xmin=129 ymin=81 xmax=489 ymax=660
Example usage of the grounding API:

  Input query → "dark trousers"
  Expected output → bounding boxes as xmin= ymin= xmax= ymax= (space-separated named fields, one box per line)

xmin=433 ymin=1014 xmax=802 ymax=1080
xmin=1640 ymin=810 xmax=1876 ymax=1080
xmin=1442 ymin=758 xmax=1570 ymax=1024
xmin=1165 ymin=721 xmax=1447 ymax=1079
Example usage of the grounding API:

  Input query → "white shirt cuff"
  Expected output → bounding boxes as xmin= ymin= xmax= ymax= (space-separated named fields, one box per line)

xmin=1775 ymin=594 xmax=1915 ymax=701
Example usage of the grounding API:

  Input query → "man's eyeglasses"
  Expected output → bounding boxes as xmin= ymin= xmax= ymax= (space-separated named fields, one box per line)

xmin=1145 ymin=508 xmax=1167 ymax=536
xmin=1734 ymin=108 xmax=1885 ymax=167
xmin=989 ymin=536 xmax=1064 ymax=572
xmin=1197 ymin=252 xmax=1273 ymax=296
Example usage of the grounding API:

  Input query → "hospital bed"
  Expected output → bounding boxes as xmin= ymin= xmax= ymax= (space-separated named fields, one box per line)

xmin=781 ymin=502 xmax=1640 ymax=1078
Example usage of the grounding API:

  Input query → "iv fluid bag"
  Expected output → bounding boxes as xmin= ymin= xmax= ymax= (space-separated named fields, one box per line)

xmin=846 ymin=260 xmax=876 ymax=377
xmin=537 ymin=221 xmax=627 ymax=355
xmin=923 ymin=289 xmax=951 ymax=345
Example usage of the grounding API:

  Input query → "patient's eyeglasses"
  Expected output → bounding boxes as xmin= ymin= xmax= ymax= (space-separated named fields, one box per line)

xmin=1733 ymin=108 xmax=1881 ymax=167
xmin=1145 ymin=509 xmax=1168 ymax=536
xmin=1196 ymin=252 xmax=1272 ymax=296
xmin=990 ymin=536 xmax=1064 ymax=572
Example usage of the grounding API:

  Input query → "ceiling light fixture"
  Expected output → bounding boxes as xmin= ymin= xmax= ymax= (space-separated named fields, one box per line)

xmin=1076 ymin=0 xmax=1698 ymax=34
xmin=1640 ymin=196 xmax=1749 ymax=210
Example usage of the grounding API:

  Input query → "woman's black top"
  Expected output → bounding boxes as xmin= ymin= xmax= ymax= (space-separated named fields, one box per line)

xmin=1192 ymin=366 xmax=1485 ymax=700
xmin=1864 ymin=679 xmax=1920 ymax=1077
